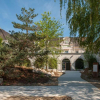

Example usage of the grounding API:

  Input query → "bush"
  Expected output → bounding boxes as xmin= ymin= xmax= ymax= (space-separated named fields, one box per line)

xmin=20 ymin=59 xmax=31 ymax=67
xmin=34 ymin=57 xmax=45 ymax=68
xmin=0 ymin=70 xmax=4 ymax=77
xmin=84 ymin=52 xmax=97 ymax=69
xmin=48 ymin=58 xmax=57 ymax=69
xmin=3 ymin=67 xmax=21 ymax=79
xmin=0 ymin=36 xmax=2 ymax=45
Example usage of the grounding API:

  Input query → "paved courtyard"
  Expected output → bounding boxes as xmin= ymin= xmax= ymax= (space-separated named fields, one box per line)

xmin=0 ymin=71 xmax=100 ymax=100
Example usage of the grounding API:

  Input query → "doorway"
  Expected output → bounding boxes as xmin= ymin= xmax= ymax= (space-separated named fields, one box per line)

xmin=75 ymin=58 xmax=84 ymax=69
xmin=62 ymin=59 xmax=70 ymax=70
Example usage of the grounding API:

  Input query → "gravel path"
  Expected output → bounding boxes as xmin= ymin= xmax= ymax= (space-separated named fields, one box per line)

xmin=0 ymin=71 xmax=100 ymax=100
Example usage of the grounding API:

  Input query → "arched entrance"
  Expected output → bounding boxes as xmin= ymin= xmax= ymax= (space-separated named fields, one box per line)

xmin=75 ymin=58 xmax=84 ymax=69
xmin=62 ymin=59 xmax=70 ymax=70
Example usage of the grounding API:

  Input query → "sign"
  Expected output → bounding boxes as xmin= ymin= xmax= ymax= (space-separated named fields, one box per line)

xmin=93 ymin=65 xmax=98 ymax=72
xmin=93 ymin=63 xmax=98 ymax=78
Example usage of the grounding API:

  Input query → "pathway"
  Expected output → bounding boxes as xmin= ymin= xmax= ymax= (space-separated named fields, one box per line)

xmin=0 ymin=71 xmax=100 ymax=100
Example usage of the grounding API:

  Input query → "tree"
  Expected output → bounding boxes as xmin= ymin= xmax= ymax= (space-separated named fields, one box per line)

xmin=56 ymin=0 xmax=100 ymax=53
xmin=11 ymin=8 xmax=50 ymax=66
xmin=48 ymin=57 xmax=57 ymax=69
xmin=84 ymin=51 xmax=97 ymax=69
xmin=0 ymin=36 xmax=2 ymax=45
xmin=0 ymin=8 xmax=48 ymax=71
xmin=35 ymin=12 xmax=63 ymax=69
xmin=12 ymin=7 xmax=38 ymax=34
xmin=34 ymin=57 xmax=45 ymax=68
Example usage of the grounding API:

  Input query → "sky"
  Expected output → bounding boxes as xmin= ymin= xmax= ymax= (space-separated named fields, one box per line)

xmin=0 ymin=0 xmax=70 ymax=37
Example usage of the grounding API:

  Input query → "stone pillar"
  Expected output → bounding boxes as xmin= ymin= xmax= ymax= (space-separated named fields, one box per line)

xmin=57 ymin=64 xmax=62 ymax=71
xmin=71 ymin=62 xmax=75 ymax=70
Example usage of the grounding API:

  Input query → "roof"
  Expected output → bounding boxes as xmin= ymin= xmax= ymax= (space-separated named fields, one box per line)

xmin=49 ymin=37 xmax=63 ymax=46
xmin=0 ymin=28 xmax=10 ymax=40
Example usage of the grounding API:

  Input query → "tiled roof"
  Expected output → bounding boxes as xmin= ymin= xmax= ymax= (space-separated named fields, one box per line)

xmin=0 ymin=29 xmax=10 ymax=40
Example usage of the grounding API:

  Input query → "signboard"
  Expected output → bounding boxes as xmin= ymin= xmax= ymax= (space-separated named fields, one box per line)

xmin=93 ymin=63 xmax=98 ymax=78
xmin=93 ymin=65 xmax=98 ymax=72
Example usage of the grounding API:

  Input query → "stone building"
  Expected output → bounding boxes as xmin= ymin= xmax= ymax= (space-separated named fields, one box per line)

xmin=0 ymin=28 xmax=9 ymax=44
xmin=49 ymin=37 xmax=100 ymax=71
xmin=49 ymin=37 xmax=85 ymax=71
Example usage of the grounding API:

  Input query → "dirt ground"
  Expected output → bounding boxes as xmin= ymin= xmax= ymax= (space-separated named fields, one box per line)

xmin=5 ymin=96 xmax=72 ymax=100
xmin=1 ymin=67 xmax=63 ymax=86
xmin=0 ymin=67 xmax=52 ymax=86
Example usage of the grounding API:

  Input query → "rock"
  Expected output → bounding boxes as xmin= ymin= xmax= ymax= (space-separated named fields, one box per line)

xmin=51 ymin=72 xmax=54 ymax=75
xmin=48 ymin=72 xmax=51 ymax=74
xmin=53 ymin=69 xmax=57 ymax=72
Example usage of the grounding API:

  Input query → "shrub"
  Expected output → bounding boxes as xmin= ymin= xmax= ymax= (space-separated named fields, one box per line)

xmin=84 ymin=52 xmax=97 ymax=69
xmin=17 ymin=59 xmax=31 ymax=67
xmin=48 ymin=58 xmax=57 ymax=69
xmin=0 ymin=70 xmax=4 ymax=77
xmin=0 ymin=36 xmax=2 ymax=45
xmin=34 ymin=57 xmax=45 ymax=68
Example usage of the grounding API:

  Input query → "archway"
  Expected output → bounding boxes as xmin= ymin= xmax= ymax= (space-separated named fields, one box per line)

xmin=75 ymin=58 xmax=84 ymax=69
xmin=62 ymin=59 xmax=70 ymax=70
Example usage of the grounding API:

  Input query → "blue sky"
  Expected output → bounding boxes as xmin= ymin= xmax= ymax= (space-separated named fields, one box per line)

xmin=0 ymin=0 xmax=70 ymax=37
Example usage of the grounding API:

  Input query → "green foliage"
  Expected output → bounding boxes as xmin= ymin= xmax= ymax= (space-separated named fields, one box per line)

xmin=0 ymin=8 xmax=47 ymax=72
xmin=0 ymin=70 xmax=4 ymax=77
xmin=17 ymin=58 xmax=31 ymax=67
xmin=58 ymin=0 xmax=100 ymax=53
xmin=10 ymin=8 xmax=49 ymax=68
xmin=35 ymin=12 xmax=63 ymax=51
xmin=35 ymin=12 xmax=63 ymax=69
xmin=35 ymin=12 xmax=63 ymax=39
xmin=84 ymin=51 xmax=97 ymax=69
xmin=12 ymin=7 xmax=38 ymax=34
xmin=48 ymin=57 xmax=57 ymax=69
xmin=0 ymin=36 xmax=2 ymax=45
xmin=0 ymin=42 xmax=14 ymax=69
xmin=34 ymin=57 xmax=45 ymax=68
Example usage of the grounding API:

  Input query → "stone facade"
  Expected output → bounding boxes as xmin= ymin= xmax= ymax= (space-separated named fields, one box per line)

xmin=49 ymin=37 xmax=100 ymax=71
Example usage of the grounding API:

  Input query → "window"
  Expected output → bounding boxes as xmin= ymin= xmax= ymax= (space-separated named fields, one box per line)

xmin=65 ymin=51 xmax=68 ymax=53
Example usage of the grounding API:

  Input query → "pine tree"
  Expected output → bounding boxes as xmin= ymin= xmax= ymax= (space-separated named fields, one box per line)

xmin=0 ymin=8 xmax=46 ymax=70
xmin=12 ymin=7 xmax=38 ymax=34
